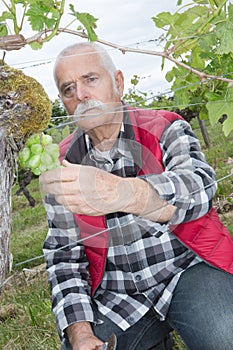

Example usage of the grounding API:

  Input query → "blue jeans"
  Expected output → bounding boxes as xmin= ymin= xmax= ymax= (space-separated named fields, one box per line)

xmin=61 ymin=263 xmax=233 ymax=350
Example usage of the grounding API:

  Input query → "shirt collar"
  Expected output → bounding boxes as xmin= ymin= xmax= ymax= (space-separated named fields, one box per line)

xmin=84 ymin=122 xmax=132 ymax=162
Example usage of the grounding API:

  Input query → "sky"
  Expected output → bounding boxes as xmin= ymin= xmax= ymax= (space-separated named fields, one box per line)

xmin=2 ymin=0 xmax=179 ymax=101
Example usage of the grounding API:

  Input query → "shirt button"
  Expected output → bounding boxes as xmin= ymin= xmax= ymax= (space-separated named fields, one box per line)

xmin=126 ymin=316 xmax=135 ymax=325
xmin=135 ymin=274 xmax=142 ymax=281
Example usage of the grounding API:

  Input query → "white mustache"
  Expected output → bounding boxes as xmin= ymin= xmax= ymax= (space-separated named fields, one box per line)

xmin=75 ymin=100 xmax=107 ymax=117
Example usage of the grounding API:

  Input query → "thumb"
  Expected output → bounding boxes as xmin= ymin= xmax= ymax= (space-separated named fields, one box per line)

xmin=62 ymin=159 xmax=74 ymax=167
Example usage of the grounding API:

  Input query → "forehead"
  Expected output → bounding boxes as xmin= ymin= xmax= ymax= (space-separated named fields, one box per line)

xmin=55 ymin=49 xmax=104 ymax=84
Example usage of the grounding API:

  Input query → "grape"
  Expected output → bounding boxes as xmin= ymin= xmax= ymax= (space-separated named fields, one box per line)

xmin=18 ymin=147 xmax=30 ymax=166
xmin=31 ymin=144 xmax=43 ymax=155
xmin=38 ymin=162 xmax=47 ymax=173
xmin=26 ymin=134 xmax=41 ymax=147
xmin=47 ymin=159 xmax=60 ymax=170
xmin=44 ymin=144 xmax=59 ymax=159
xmin=32 ymin=168 xmax=42 ymax=176
xmin=28 ymin=154 xmax=41 ymax=169
xmin=18 ymin=132 xmax=60 ymax=175
xmin=41 ymin=152 xmax=53 ymax=167
xmin=41 ymin=134 xmax=52 ymax=146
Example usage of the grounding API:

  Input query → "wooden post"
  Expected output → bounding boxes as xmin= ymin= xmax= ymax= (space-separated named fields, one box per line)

xmin=0 ymin=128 xmax=13 ymax=289
xmin=197 ymin=115 xmax=211 ymax=148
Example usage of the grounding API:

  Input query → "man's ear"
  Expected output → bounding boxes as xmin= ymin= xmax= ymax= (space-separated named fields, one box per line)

xmin=114 ymin=70 xmax=124 ymax=96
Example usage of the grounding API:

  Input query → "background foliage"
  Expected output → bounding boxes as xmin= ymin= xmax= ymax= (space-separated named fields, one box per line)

xmin=0 ymin=0 xmax=98 ymax=48
xmin=1 ymin=1 xmax=233 ymax=349
xmin=152 ymin=0 xmax=233 ymax=136
xmin=1 ymin=1 xmax=233 ymax=136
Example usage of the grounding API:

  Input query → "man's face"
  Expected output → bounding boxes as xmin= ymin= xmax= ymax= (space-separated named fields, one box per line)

xmin=55 ymin=49 xmax=124 ymax=130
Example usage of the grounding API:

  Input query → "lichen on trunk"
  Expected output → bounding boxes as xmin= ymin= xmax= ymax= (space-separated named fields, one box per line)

xmin=0 ymin=63 xmax=52 ymax=289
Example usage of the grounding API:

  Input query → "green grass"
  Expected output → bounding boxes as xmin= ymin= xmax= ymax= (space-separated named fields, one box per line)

xmin=0 ymin=179 xmax=61 ymax=349
xmin=0 ymin=272 xmax=60 ymax=350
xmin=191 ymin=119 xmax=233 ymax=200
xmin=191 ymin=120 xmax=233 ymax=236
xmin=1 ymin=119 xmax=233 ymax=349
xmin=11 ymin=179 xmax=48 ymax=269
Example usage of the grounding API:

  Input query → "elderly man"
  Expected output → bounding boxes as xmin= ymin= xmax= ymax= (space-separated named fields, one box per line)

xmin=40 ymin=42 xmax=233 ymax=350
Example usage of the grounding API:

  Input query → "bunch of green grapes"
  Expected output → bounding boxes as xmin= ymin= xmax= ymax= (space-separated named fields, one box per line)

xmin=18 ymin=133 xmax=60 ymax=175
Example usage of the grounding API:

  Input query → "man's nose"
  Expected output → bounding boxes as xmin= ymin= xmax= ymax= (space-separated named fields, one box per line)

xmin=75 ymin=81 xmax=90 ymax=101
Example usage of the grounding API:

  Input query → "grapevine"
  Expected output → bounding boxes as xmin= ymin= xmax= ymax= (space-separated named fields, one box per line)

xmin=18 ymin=133 xmax=60 ymax=175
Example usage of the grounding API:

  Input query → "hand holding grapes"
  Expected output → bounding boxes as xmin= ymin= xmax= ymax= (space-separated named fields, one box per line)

xmin=39 ymin=160 xmax=135 ymax=216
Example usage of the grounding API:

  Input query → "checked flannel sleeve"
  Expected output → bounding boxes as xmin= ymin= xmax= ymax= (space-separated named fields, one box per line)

xmin=141 ymin=119 xmax=217 ymax=224
xmin=43 ymin=194 xmax=94 ymax=340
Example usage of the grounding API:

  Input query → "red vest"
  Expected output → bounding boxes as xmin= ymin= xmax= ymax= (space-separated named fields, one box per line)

xmin=60 ymin=107 xmax=233 ymax=295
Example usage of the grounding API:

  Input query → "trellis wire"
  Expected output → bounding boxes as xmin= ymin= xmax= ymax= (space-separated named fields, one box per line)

xmin=5 ymin=33 xmax=233 ymax=272
xmin=13 ymin=170 xmax=233 ymax=269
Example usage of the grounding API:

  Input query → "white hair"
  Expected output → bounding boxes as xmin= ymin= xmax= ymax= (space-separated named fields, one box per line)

xmin=54 ymin=42 xmax=118 ymax=92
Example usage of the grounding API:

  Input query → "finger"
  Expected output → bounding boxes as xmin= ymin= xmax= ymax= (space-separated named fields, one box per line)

xmin=62 ymin=159 xmax=75 ymax=167
xmin=39 ymin=168 xmax=58 ymax=184
xmin=39 ymin=165 xmax=79 ymax=184
xmin=42 ymin=178 xmax=82 ymax=195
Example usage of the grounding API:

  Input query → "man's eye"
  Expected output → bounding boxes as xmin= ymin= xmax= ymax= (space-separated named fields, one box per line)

xmin=63 ymin=83 xmax=76 ymax=97
xmin=86 ymin=76 xmax=98 ymax=85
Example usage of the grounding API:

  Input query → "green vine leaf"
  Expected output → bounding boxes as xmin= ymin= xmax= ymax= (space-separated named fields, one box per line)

xmin=206 ymin=87 xmax=233 ymax=136
xmin=190 ymin=46 xmax=206 ymax=69
xmin=0 ymin=23 xmax=8 ymax=36
xmin=199 ymin=106 xmax=208 ymax=120
xmin=215 ymin=4 xmax=233 ymax=54
xmin=69 ymin=4 xmax=98 ymax=42
xmin=29 ymin=41 xmax=43 ymax=50
xmin=165 ymin=69 xmax=175 ymax=83
xmin=152 ymin=0 xmax=233 ymax=136
xmin=0 ymin=11 xmax=15 ymax=21
xmin=26 ymin=0 xmax=60 ymax=31
xmin=152 ymin=12 xmax=175 ymax=30
xmin=222 ymin=112 xmax=233 ymax=136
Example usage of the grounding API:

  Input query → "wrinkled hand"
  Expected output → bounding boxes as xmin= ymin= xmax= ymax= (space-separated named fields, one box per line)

xmin=65 ymin=322 xmax=104 ymax=350
xmin=70 ymin=332 xmax=104 ymax=350
xmin=39 ymin=160 xmax=133 ymax=215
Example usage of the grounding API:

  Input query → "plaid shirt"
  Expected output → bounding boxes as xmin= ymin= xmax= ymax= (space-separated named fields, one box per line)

xmin=43 ymin=110 xmax=216 ymax=340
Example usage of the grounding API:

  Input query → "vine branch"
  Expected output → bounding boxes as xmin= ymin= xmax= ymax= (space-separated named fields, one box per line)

xmin=27 ymin=28 xmax=233 ymax=84
xmin=1 ymin=27 xmax=233 ymax=84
